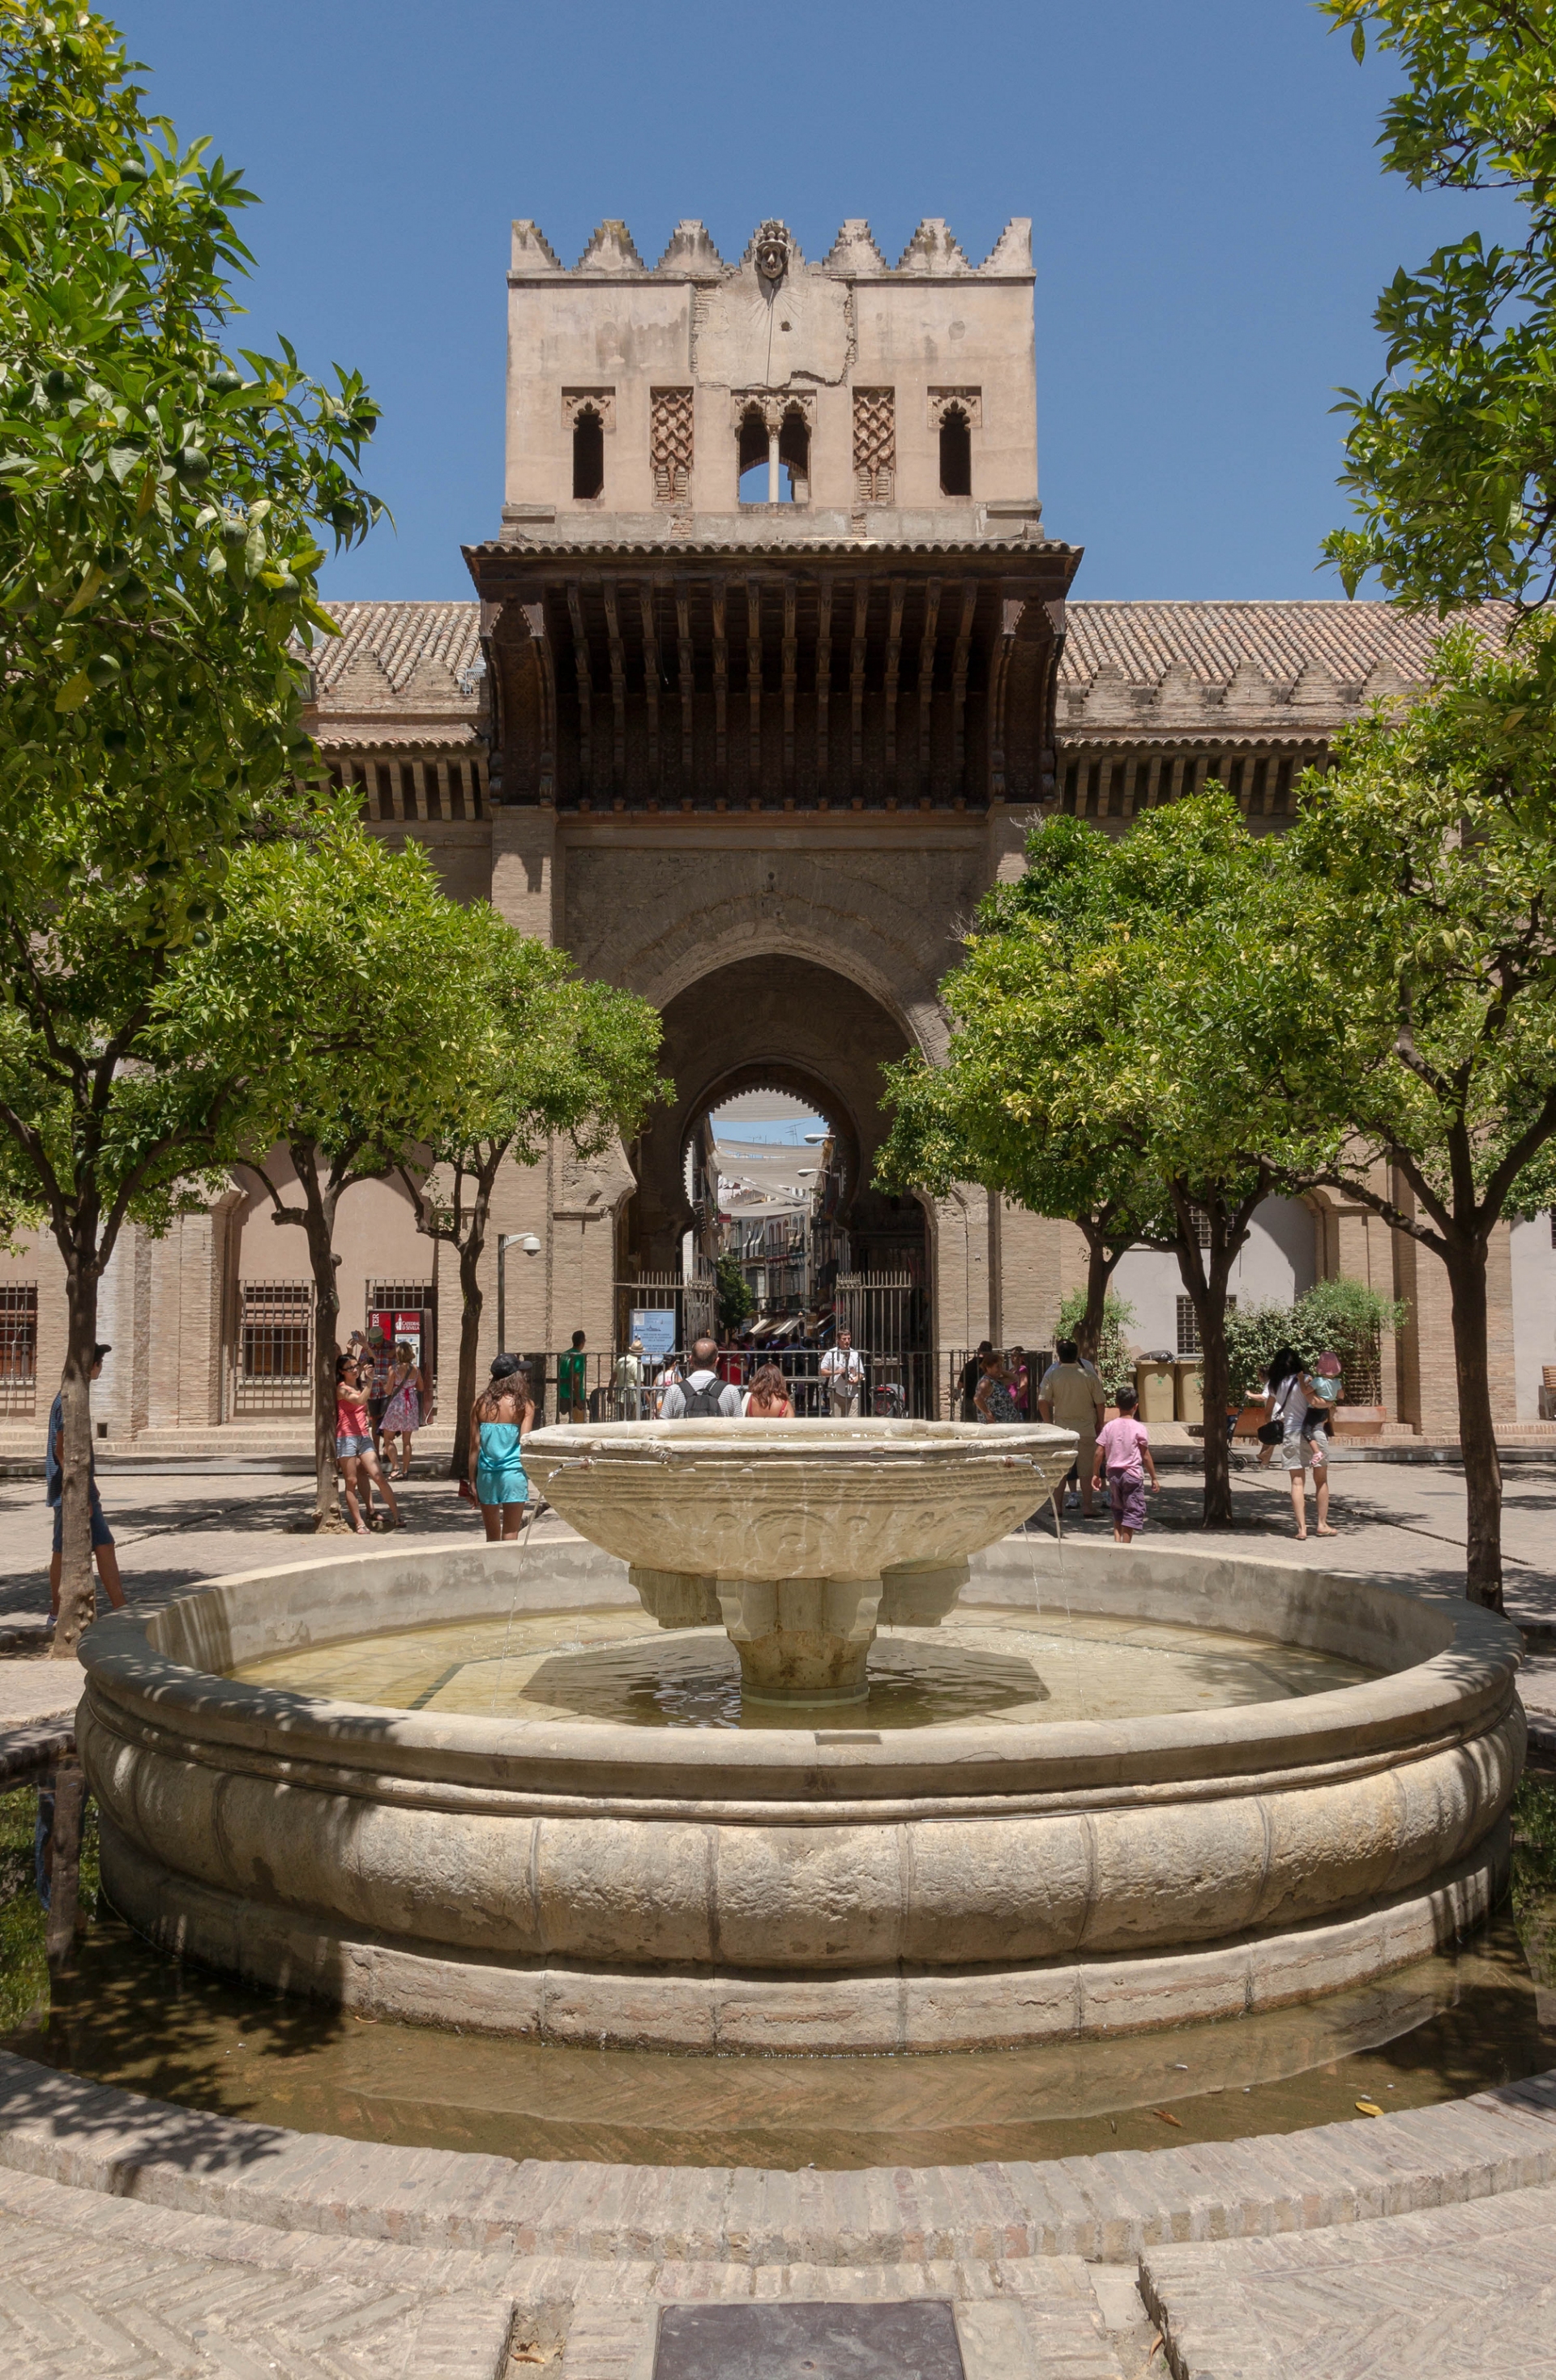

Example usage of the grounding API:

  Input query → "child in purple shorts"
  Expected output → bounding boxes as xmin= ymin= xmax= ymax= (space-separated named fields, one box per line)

xmin=1092 ymin=1386 xmax=1161 ymax=1544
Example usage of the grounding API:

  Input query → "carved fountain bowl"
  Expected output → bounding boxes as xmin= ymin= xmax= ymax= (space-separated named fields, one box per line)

xmin=520 ymin=1417 xmax=1079 ymax=1583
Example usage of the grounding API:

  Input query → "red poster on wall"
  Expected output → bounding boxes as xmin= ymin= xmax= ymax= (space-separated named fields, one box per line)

xmin=370 ymin=1308 xmax=431 ymax=1372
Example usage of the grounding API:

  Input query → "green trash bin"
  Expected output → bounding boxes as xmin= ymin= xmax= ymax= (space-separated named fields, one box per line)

xmin=1135 ymin=1357 xmax=1176 ymax=1424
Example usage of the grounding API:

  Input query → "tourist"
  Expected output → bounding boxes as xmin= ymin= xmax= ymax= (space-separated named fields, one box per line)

xmin=336 ymin=1352 xmax=401 ymax=1533
xmin=558 ymin=1328 xmax=588 ymax=1422
xmin=1309 ymin=1350 xmax=1344 ymax=1443
xmin=973 ymin=1348 xmax=1021 ymax=1424
xmin=742 ymin=1361 xmax=793 ymax=1418
xmin=46 ymin=1344 xmax=126 ymax=1626
xmin=1266 ymin=1350 xmax=1336 ymax=1540
xmin=820 ymin=1327 xmax=865 ymax=1417
xmin=1256 ymin=1347 xmax=1304 ymax=1469
xmin=1092 ymin=1385 xmax=1160 ymax=1545
xmin=362 ymin=1323 xmax=394 ymax=1456
xmin=1037 ymin=1340 xmax=1108 ymax=1518
xmin=1008 ymin=1344 xmax=1030 ymax=1419
xmin=650 ymin=1354 xmax=682 ymax=1416
xmin=660 ymin=1335 xmax=742 ymax=1417
xmin=959 ymin=1340 xmax=992 ymax=1420
xmin=613 ymin=1338 xmax=645 ymax=1420
xmin=469 ymin=1353 xmax=535 ymax=1541
xmin=379 ymin=1340 xmax=431 ymax=1479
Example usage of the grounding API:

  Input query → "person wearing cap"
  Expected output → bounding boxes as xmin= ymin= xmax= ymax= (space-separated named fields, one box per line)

xmin=46 ymin=1344 xmax=126 ymax=1625
xmin=469 ymin=1353 xmax=535 ymax=1540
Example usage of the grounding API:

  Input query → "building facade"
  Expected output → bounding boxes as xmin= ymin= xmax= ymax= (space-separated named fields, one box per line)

xmin=1 ymin=212 xmax=1552 ymax=1445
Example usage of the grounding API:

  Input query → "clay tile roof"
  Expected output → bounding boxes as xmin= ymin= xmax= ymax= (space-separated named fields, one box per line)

xmin=304 ymin=600 xmax=482 ymax=700
xmin=1059 ymin=599 xmax=1515 ymax=692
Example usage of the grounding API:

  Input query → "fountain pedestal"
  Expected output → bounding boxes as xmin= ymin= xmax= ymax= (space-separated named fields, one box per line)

xmin=626 ymin=1550 xmax=976 ymax=1702
xmin=715 ymin=1575 xmax=883 ymax=1703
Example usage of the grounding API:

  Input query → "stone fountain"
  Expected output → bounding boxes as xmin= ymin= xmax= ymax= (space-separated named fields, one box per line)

xmin=75 ymin=1414 xmax=1524 ymax=2053
xmin=521 ymin=1416 xmax=1072 ymax=1704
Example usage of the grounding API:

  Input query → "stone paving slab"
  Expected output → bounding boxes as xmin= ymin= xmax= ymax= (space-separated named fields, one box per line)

xmin=0 ymin=2196 xmax=516 ymax=2379
xmin=3 ymin=2051 xmax=1556 ymax=2275
xmin=1139 ymin=2181 xmax=1556 ymax=2378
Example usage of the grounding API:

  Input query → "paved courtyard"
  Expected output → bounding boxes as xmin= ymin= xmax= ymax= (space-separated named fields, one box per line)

xmin=0 ymin=1452 xmax=1552 ymax=2374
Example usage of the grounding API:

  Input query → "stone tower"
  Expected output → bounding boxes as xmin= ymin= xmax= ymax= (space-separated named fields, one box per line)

xmin=464 ymin=213 xmax=1080 ymax=1354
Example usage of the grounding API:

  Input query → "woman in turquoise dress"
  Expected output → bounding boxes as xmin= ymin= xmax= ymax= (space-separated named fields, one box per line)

xmin=468 ymin=1352 xmax=534 ymax=1540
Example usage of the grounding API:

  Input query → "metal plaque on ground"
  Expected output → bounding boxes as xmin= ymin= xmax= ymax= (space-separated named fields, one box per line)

xmin=652 ymin=2299 xmax=965 ymax=2380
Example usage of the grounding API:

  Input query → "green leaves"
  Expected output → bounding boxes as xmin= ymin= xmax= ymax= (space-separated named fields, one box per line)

xmin=1321 ymin=2 xmax=1556 ymax=608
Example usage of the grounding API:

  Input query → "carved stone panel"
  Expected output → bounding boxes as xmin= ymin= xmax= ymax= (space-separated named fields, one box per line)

xmin=927 ymin=387 xmax=981 ymax=429
xmin=853 ymin=387 xmax=896 ymax=504
xmin=562 ymin=388 xmax=616 ymax=432
xmin=651 ymin=387 xmax=694 ymax=505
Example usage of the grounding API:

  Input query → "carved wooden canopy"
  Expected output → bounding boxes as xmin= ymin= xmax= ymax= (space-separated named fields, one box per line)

xmin=464 ymin=542 xmax=1079 ymax=813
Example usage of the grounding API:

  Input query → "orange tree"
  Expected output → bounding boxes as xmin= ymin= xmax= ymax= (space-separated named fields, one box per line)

xmin=877 ymin=803 xmax=1337 ymax=1528
xmin=0 ymin=5 xmax=379 ymax=1647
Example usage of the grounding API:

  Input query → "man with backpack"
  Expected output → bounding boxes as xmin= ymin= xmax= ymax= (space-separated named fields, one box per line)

xmin=660 ymin=1335 xmax=742 ymax=1418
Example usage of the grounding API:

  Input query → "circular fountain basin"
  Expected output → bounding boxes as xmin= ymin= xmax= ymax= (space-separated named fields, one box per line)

xmin=75 ymin=1532 xmax=1524 ymax=2053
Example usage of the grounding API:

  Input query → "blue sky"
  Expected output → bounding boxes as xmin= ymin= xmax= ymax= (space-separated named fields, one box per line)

xmin=113 ymin=0 xmax=1511 ymax=605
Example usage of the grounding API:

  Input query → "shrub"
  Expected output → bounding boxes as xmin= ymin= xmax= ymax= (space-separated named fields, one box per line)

xmin=1223 ymin=1278 xmax=1407 ymax=1406
xmin=1054 ymin=1288 xmax=1137 ymax=1401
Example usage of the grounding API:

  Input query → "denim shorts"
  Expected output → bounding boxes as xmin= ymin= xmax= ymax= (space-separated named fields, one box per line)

xmin=51 ymin=1487 xmax=113 ymax=1553
xmin=336 ymin=1433 xmax=374 ymax=1459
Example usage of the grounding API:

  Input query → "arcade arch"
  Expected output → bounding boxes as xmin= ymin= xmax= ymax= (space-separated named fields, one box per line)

xmin=620 ymin=952 xmax=932 ymax=1324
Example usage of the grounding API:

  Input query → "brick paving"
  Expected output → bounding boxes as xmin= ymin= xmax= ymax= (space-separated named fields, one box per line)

xmin=0 ymin=2050 xmax=1552 ymax=2371
xmin=1141 ymin=2183 xmax=1556 ymax=2378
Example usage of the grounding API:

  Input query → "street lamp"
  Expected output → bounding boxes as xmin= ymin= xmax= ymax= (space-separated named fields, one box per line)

xmin=497 ymin=1233 xmax=543 ymax=1350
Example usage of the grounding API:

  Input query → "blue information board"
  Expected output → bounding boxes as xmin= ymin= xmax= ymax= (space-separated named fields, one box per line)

xmin=630 ymin=1309 xmax=678 ymax=1361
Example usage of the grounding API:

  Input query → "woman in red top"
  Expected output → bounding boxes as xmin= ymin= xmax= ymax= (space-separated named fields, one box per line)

xmin=336 ymin=1352 xmax=402 ymax=1533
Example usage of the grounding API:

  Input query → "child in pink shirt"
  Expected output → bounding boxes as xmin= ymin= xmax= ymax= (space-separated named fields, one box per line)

xmin=1091 ymin=1385 xmax=1160 ymax=1544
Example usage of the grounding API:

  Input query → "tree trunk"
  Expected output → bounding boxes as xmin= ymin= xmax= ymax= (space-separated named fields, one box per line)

xmin=447 ymin=1172 xmax=494 ymax=1482
xmin=292 ymin=1146 xmax=347 ymax=1531
xmin=1075 ymin=1230 xmax=1118 ymax=1364
xmin=1173 ymin=1237 xmax=1235 ymax=1528
xmin=52 ymin=1261 xmax=100 ymax=1661
xmin=1442 ymin=1235 xmax=1503 ymax=1610
xmin=1197 ymin=1279 xmax=1234 ymax=1528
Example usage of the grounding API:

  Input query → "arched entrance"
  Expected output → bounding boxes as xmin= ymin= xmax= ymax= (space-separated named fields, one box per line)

xmin=618 ymin=952 xmax=931 ymax=1361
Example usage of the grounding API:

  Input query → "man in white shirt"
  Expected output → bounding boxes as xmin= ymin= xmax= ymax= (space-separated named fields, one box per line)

xmin=613 ymin=1340 xmax=645 ymax=1420
xmin=820 ymin=1328 xmax=865 ymax=1417
xmin=660 ymin=1336 xmax=742 ymax=1418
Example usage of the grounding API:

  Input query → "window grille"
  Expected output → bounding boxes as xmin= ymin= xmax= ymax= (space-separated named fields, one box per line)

xmin=1176 ymin=1293 xmax=1234 ymax=1359
xmin=233 ymin=1283 xmax=311 ymax=1412
xmin=1187 ymin=1205 xmax=1212 ymax=1249
xmin=367 ymin=1284 xmax=437 ymax=1379
xmin=0 ymin=1284 xmax=38 ymax=1416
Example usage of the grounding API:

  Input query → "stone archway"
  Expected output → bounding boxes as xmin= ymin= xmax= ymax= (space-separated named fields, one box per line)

xmin=627 ymin=954 xmax=929 ymax=1297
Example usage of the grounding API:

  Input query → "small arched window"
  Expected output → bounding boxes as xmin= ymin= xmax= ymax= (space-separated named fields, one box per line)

xmin=778 ymin=407 xmax=810 ymax=503
xmin=938 ymin=404 xmax=972 ymax=498
xmin=572 ymin=405 xmax=605 ymax=500
xmin=737 ymin=404 xmax=769 ymax=503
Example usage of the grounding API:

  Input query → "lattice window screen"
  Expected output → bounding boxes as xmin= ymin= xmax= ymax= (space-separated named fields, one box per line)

xmin=651 ymin=387 xmax=695 ymax=505
xmin=853 ymin=388 xmax=895 ymax=505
